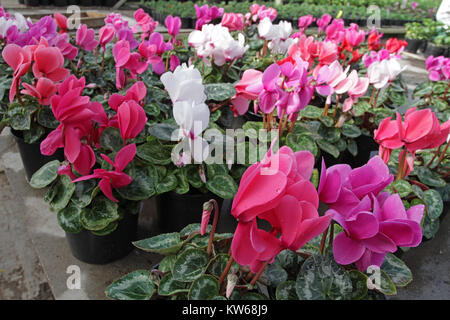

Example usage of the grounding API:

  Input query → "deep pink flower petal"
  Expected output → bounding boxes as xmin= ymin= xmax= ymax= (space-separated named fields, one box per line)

xmin=333 ymin=232 xmax=366 ymax=265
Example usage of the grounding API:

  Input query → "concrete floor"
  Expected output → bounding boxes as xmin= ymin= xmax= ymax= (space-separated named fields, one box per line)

xmin=0 ymin=1 xmax=448 ymax=300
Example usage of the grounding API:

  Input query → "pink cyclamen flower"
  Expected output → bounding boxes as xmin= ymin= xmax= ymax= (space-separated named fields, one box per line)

xmin=76 ymin=24 xmax=99 ymax=51
xmin=165 ymin=15 xmax=181 ymax=38
xmin=221 ymin=12 xmax=245 ymax=31
xmin=194 ymin=4 xmax=224 ymax=30
xmin=53 ymin=33 xmax=78 ymax=60
xmin=21 ymin=77 xmax=58 ymax=105
xmin=318 ymin=156 xmax=394 ymax=214
xmin=298 ymin=15 xmax=315 ymax=30
xmin=2 ymin=43 xmax=32 ymax=102
xmin=317 ymin=14 xmax=332 ymax=32
xmin=32 ymin=46 xmax=69 ymax=83
xmin=325 ymin=18 xmax=345 ymax=43
xmin=54 ymin=12 xmax=67 ymax=33
xmin=411 ymin=2 xmax=418 ymax=10
xmin=73 ymin=144 xmax=137 ymax=202
xmin=344 ymin=25 xmax=365 ymax=47
xmin=108 ymin=81 xmax=147 ymax=111
xmin=331 ymin=192 xmax=424 ymax=271
xmin=117 ymin=100 xmax=148 ymax=141
xmin=230 ymin=69 xmax=263 ymax=116
xmin=99 ymin=25 xmax=115 ymax=50
xmin=231 ymin=144 xmax=332 ymax=272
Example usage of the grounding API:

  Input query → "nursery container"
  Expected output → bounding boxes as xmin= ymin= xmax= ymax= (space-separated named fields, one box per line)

xmin=156 ymin=190 xmax=225 ymax=233
xmin=79 ymin=0 xmax=92 ymax=5
xmin=24 ymin=0 xmax=39 ymax=6
xmin=38 ymin=0 xmax=51 ymax=5
xmin=66 ymin=208 xmax=140 ymax=264
xmin=424 ymin=42 xmax=446 ymax=58
xmin=217 ymin=105 xmax=246 ymax=129
xmin=405 ymin=38 xmax=423 ymax=54
xmin=348 ymin=134 xmax=379 ymax=168
xmin=102 ymin=0 xmax=116 ymax=7
xmin=53 ymin=0 xmax=68 ymax=6
xmin=11 ymin=129 xmax=65 ymax=181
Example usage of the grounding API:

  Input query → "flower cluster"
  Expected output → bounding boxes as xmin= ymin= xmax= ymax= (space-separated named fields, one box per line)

xmin=245 ymin=3 xmax=277 ymax=25
xmin=318 ymin=156 xmax=424 ymax=271
xmin=374 ymin=108 xmax=450 ymax=178
xmin=258 ymin=18 xmax=295 ymax=54
xmin=161 ymin=64 xmax=209 ymax=163
xmin=188 ymin=24 xmax=248 ymax=66
xmin=194 ymin=4 xmax=224 ymax=30
xmin=231 ymin=144 xmax=332 ymax=272
xmin=425 ymin=55 xmax=450 ymax=81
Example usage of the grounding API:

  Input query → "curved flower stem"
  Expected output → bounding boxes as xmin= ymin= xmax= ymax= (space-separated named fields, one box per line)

xmin=319 ymin=226 xmax=329 ymax=254
xmin=426 ymin=146 xmax=441 ymax=168
xmin=206 ymin=199 xmax=220 ymax=256
xmin=218 ymin=255 xmax=234 ymax=287
xmin=322 ymin=102 xmax=330 ymax=116
xmin=250 ymin=260 xmax=270 ymax=286
xmin=368 ymin=87 xmax=376 ymax=105
xmin=372 ymin=89 xmax=381 ymax=108
xmin=328 ymin=222 xmax=334 ymax=249
xmin=223 ymin=58 xmax=236 ymax=79
xmin=331 ymin=95 xmax=340 ymax=120
xmin=295 ymin=251 xmax=312 ymax=259
xmin=396 ymin=149 xmax=407 ymax=181
xmin=408 ymin=179 xmax=430 ymax=191
xmin=101 ymin=50 xmax=105 ymax=74
xmin=436 ymin=142 xmax=449 ymax=168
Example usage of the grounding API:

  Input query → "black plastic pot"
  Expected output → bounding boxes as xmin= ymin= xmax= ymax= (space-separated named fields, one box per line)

xmin=54 ymin=0 xmax=68 ymax=6
xmin=19 ymin=0 xmax=25 ymax=4
xmin=66 ymin=210 xmax=140 ymax=264
xmin=347 ymin=134 xmax=379 ymax=168
xmin=424 ymin=42 xmax=446 ymax=58
xmin=24 ymin=0 xmax=39 ymax=6
xmin=217 ymin=105 xmax=246 ymax=129
xmin=68 ymin=0 xmax=79 ymax=5
xmin=181 ymin=17 xmax=193 ymax=29
xmin=405 ymin=38 xmax=423 ymax=54
xmin=79 ymin=0 xmax=92 ymax=5
xmin=38 ymin=0 xmax=51 ymax=5
xmin=243 ymin=110 xmax=263 ymax=122
xmin=156 ymin=190 xmax=225 ymax=233
xmin=102 ymin=0 xmax=116 ymax=6
xmin=11 ymin=129 xmax=65 ymax=182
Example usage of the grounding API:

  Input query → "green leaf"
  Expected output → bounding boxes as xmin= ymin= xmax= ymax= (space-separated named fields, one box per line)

xmin=116 ymin=167 xmax=156 ymax=200
xmin=242 ymin=121 xmax=264 ymax=139
xmin=29 ymin=160 xmax=60 ymax=189
xmin=206 ymin=174 xmax=238 ymax=199
xmin=133 ymin=232 xmax=182 ymax=255
xmin=301 ymin=105 xmax=323 ymax=119
xmin=423 ymin=189 xmax=443 ymax=220
xmin=80 ymin=196 xmax=119 ymax=231
xmin=341 ymin=123 xmax=361 ymax=138
xmin=91 ymin=221 xmax=118 ymax=236
xmin=353 ymin=101 xmax=370 ymax=117
xmin=263 ymin=262 xmax=288 ymax=287
xmin=180 ymin=223 xmax=203 ymax=237
xmin=186 ymin=165 xmax=204 ymax=188
xmin=413 ymin=82 xmax=432 ymax=97
xmin=8 ymin=104 xmax=32 ymax=130
xmin=276 ymin=281 xmax=298 ymax=300
xmin=377 ymin=270 xmax=397 ymax=296
xmin=37 ymin=107 xmax=59 ymax=129
xmin=207 ymin=254 xmax=237 ymax=278
xmin=49 ymin=175 xmax=76 ymax=211
xmin=99 ymin=127 xmax=124 ymax=152
xmin=23 ymin=123 xmax=45 ymax=144
xmin=106 ymin=270 xmax=156 ymax=300
xmin=137 ymin=142 xmax=172 ymax=165
xmin=57 ymin=204 xmax=83 ymax=234
xmin=148 ymin=123 xmax=179 ymax=141
xmin=422 ymin=214 xmax=439 ymax=239
xmin=174 ymin=169 xmax=190 ymax=194
xmin=348 ymin=270 xmax=368 ymax=300
xmin=172 ymin=248 xmax=210 ymax=282
xmin=318 ymin=126 xmax=340 ymax=143
xmin=319 ymin=115 xmax=334 ymax=127
xmin=381 ymin=253 xmax=413 ymax=287
xmin=415 ymin=166 xmax=446 ymax=188
xmin=391 ymin=180 xmax=413 ymax=198
xmin=158 ymin=273 xmax=189 ymax=296
xmin=295 ymin=253 xmax=352 ymax=300
xmin=188 ymin=275 xmax=220 ymax=300
xmin=205 ymin=83 xmax=236 ymax=101
xmin=347 ymin=138 xmax=358 ymax=156
xmin=159 ymin=255 xmax=177 ymax=273
xmin=317 ymin=139 xmax=340 ymax=159
xmin=241 ymin=292 xmax=267 ymax=300
xmin=70 ymin=180 xmax=98 ymax=208
xmin=276 ymin=249 xmax=298 ymax=270
xmin=286 ymin=133 xmax=318 ymax=156
xmin=156 ymin=174 xmax=178 ymax=195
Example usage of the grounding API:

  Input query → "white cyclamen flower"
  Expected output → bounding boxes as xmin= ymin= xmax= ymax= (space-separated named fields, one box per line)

xmin=367 ymin=58 xmax=406 ymax=89
xmin=258 ymin=17 xmax=292 ymax=41
xmin=188 ymin=24 xmax=249 ymax=67
xmin=160 ymin=63 xmax=206 ymax=104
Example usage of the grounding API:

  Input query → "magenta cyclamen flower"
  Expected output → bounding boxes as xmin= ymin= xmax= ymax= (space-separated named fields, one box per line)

xmin=425 ymin=55 xmax=450 ymax=81
xmin=298 ymin=15 xmax=315 ymax=30
xmin=330 ymin=192 xmax=423 ymax=271
xmin=317 ymin=14 xmax=332 ymax=32
xmin=318 ymin=156 xmax=394 ymax=214
xmin=165 ymin=15 xmax=181 ymax=38
xmin=194 ymin=4 xmax=224 ymax=30
xmin=76 ymin=24 xmax=98 ymax=51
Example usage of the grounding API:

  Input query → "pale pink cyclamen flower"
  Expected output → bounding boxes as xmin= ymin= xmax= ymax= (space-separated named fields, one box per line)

xmin=221 ymin=12 xmax=245 ymax=31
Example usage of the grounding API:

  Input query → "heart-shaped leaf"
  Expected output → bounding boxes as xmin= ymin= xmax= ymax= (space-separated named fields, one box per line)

xmin=106 ymin=270 xmax=156 ymax=300
xmin=133 ymin=232 xmax=182 ymax=255
xmin=188 ymin=275 xmax=220 ymax=300
xmin=29 ymin=160 xmax=60 ymax=189
xmin=172 ymin=248 xmax=210 ymax=282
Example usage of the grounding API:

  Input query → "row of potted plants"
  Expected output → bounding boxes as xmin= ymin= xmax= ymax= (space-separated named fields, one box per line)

xmin=0 ymin=4 xmax=448 ymax=300
xmin=140 ymin=0 xmax=427 ymax=29
xmin=405 ymin=19 xmax=450 ymax=57
xmin=20 ymin=0 xmax=117 ymax=6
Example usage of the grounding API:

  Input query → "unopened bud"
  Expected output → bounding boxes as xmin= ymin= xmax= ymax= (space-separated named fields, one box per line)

xmin=226 ymin=273 xmax=238 ymax=298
